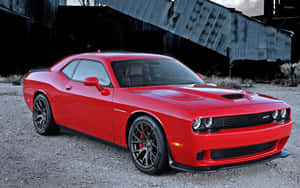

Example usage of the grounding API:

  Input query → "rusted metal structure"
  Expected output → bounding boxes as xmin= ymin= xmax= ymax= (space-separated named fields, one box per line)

xmin=0 ymin=0 xmax=58 ymax=30
xmin=0 ymin=0 xmax=59 ymax=74
xmin=100 ymin=0 xmax=292 ymax=64
xmin=259 ymin=0 xmax=300 ymax=62
xmin=59 ymin=0 xmax=67 ymax=6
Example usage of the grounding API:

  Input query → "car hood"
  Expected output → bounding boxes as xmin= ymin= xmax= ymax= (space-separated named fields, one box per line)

xmin=129 ymin=84 xmax=285 ymax=116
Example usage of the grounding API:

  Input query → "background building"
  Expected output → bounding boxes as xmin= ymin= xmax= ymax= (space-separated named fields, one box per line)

xmin=0 ymin=0 xmax=297 ymax=80
xmin=57 ymin=0 xmax=292 ymax=79
xmin=255 ymin=0 xmax=300 ymax=62
xmin=0 ymin=0 xmax=59 ymax=75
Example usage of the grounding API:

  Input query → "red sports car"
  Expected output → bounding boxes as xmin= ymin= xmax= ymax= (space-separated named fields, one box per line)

xmin=23 ymin=52 xmax=292 ymax=174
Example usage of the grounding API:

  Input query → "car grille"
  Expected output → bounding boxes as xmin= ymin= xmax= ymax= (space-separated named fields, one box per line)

xmin=212 ymin=110 xmax=290 ymax=130
xmin=211 ymin=141 xmax=276 ymax=160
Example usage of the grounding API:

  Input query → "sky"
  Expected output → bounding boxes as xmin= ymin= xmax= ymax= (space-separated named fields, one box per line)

xmin=66 ymin=0 xmax=264 ymax=17
xmin=210 ymin=0 xmax=264 ymax=16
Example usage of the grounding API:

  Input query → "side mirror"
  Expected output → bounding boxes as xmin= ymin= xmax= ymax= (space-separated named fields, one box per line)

xmin=83 ymin=77 xmax=103 ymax=91
xmin=197 ymin=73 xmax=205 ymax=80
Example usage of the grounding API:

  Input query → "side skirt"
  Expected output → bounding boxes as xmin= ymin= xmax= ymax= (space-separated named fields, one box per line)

xmin=57 ymin=124 xmax=128 ymax=151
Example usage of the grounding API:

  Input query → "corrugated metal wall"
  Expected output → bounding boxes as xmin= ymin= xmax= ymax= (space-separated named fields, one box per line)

xmin=0 ymin=0 xmax=59 ymax=74
xmin=0 ymin=0 xmax=58 ymax=29
xmin=0 ymin=0 xmax=28 ymax=17
xmin=100 ymin=0 xmax=292 ymax=62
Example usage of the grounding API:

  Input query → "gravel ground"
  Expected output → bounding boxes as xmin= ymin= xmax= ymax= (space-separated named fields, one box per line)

xmin=0 ymin=83 xmax=299 ymax=188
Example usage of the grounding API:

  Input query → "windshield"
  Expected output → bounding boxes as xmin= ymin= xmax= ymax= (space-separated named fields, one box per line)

xmin=111 ymin=59 xmax=204 ymax=88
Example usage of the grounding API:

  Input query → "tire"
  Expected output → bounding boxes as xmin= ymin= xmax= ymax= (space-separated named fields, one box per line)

xmin=32 ymin=94 xmax=59 ymax=135
xmin=128 ymin=116 xmax=168 ymax=174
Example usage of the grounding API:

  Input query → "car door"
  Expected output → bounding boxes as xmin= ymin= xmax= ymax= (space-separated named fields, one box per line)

xmin=59 ymin=59 xmax=114 ymax=142
xmin=53 ymin=59 xmax=80 ymax=126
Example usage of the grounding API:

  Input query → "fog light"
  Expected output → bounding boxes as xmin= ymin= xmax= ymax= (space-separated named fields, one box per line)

xmin=272 ymin=110 xmax=279 ymax=119
xmin=196 ymin=151 xmax=203 ymax=161
xmin=280 ymin=109 xmax=287 ymax=119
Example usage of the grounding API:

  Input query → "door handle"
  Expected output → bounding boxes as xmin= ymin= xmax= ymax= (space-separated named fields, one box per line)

xmin=65 ymin=85 xmax=72 ymax=90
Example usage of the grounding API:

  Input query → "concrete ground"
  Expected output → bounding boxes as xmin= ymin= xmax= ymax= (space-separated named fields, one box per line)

xmin=0 ymin=83 xmax=299 ymax=188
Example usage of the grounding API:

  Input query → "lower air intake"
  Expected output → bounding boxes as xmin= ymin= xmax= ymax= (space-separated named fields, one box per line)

xmin=211 ymin=141 xmax=276 ymax=160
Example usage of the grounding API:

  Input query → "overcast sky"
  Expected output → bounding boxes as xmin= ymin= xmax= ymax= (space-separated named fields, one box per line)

xmin=67 ymin=0 xmax=264 ymax=17
xmin=211 ymin=0 xmax=264 ymax=16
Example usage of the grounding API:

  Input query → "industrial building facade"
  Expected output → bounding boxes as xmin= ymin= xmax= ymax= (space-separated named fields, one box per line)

xmin=0 ymin=0 xmax=297 ymax=79
xmin=0 ymin=0 xmax=59 ymax=74
xmin=258 ymin=0 xmax=300 ymax=62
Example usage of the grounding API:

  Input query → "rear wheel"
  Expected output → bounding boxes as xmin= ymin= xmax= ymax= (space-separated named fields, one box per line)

xmin=32 ymin=94 xmax=58 ymax=135
xmin=128 ymin=116 xmax=168 ymax=174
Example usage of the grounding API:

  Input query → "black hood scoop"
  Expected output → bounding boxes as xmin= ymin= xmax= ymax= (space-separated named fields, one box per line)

xmin=221 ymin=94 xmax=244 ymax=100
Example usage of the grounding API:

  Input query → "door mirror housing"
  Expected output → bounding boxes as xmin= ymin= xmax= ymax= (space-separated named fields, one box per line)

xmin=83 ymin=77 xmax=103 ymax=91
xmin=197 ymin=73 xmax=205 ymax=81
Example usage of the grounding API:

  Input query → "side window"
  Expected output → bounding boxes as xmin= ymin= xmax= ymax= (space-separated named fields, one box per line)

xmin=73 ymin=60 xmax=111 ymax=86
xmin=61 ymin=60 xmax=79 ymax=79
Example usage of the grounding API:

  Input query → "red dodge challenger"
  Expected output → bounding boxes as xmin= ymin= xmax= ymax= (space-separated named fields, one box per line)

xmin=23 ymin=52 xmax=292 ymax=174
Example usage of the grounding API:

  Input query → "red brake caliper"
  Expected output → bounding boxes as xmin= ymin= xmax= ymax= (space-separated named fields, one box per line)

xmin=139 ymin=134 xmax=144 ymax=148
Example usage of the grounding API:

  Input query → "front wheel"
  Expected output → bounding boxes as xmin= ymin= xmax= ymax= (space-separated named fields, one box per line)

xmin=32 ymin=94 xmax=59 ymax=135
xmin=128 ymin=116 xmax=168 ymax=174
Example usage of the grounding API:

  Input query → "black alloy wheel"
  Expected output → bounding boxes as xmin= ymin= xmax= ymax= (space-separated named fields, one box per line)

xmin=33 ymin=94 xmax=58 ymax=135
xmin=128 ymin=116 xmax=168 ymax=174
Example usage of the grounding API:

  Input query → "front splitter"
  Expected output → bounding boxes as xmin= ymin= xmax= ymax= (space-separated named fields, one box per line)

xmin=169 ymin=150 xmax=290 ymax=173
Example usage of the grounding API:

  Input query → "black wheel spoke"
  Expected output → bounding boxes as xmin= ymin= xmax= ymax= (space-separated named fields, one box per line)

xmin=137 ymin=125 xmax=148 ymax=139
xmin=149 ymin=151 xmax=155 ymax=164
xmin=130 ymin=120 xmax=159 ymax=169
xmin=143 ymin=151 xmax=149 ymax=167
xmin=38 ymin=100 xmax=44 ymax=111
xmin=151 ymin=143 xmax=158 ymax=149
xmin=131 ymin=140 xmax=143 ymax=144
xmin=34 ymin=103 xmax=42 ymax=112
xmin=135 ymin=147 xmax=146 ymax=159
xmin=33 ymin=99 xmax=48 ymax=132
xmin=136 ymin=127 xmax=145 ymax=137
xmin=132 ymin=134 xmax=143 ymax=143
xmin=36 ymin=114 xmax=43 ymax=120
xmin=32 ymin=95 xmax=58 ymax=136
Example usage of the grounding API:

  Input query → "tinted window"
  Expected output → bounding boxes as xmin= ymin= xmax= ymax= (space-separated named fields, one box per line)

xmin=73 ymin=60 xmax=111 ymax=86
xmin=111 ymin=59 xmax=204 ymax=88
xmin=61 ymin=60 xmax=79 ymax=79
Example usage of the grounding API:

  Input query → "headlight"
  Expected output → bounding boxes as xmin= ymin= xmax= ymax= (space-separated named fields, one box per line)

xmin=272 ymin=109 xmax=289 ymax=122
xmin=192 ymin=118 xmax=202 ymax=130
xmin=280 ymin=109 xmax=287 ymax=119
xmin=272 ymin=110 xmax=279 ymax=120
xmin=203 ymin=117 xmax=213 ymax=128
xmin=192 ymin=117 xmax=214 ymax=132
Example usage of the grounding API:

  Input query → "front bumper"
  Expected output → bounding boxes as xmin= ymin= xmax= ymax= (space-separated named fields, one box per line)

xmin=169 ymin=150 xmax=290 ymax=173
xmin=168 ymin=121 xmax=292 ymax=168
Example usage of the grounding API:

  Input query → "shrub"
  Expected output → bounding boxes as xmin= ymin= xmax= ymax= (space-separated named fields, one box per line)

xmin=280 ymin=62 xmax=300 ymax=86
xmin=0 ymin=74 xmax=24 ymax=85
xmin=205 ymin=75 xmax=254 ymax=89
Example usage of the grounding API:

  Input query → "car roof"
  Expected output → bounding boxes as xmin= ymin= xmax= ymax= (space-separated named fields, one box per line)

xmin=50 ymin=52 xmax=174 ymax=72
xmin=71 ymin=52 xmax=172 ymax=61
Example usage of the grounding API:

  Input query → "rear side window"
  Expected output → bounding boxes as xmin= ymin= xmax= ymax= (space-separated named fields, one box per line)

xmin=72 ymin=60 xmax=111 ymax=86
xmin=61 ymin=60 xmax=79 ymax=79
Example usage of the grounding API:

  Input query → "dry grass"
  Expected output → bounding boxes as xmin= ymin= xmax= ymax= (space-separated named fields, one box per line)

xmin=0 ymin=74 xmax=24 ymax=85
xmin=204 ymin=75 xmax=254 ymax=89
